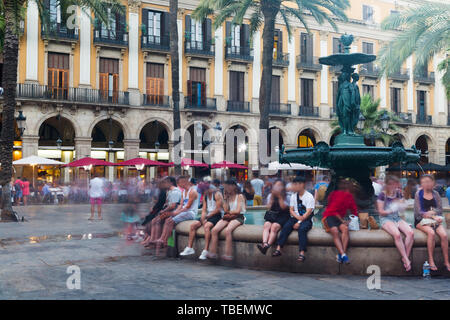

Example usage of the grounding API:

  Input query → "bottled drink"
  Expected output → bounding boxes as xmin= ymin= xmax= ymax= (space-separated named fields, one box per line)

xmin=422 ymin=261 xmax=431 ymax=279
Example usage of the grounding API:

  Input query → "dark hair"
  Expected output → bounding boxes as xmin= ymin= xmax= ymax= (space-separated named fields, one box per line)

xmin=293 ymin=176 xmax=306 ymax=184
xmin=224 ymin=179 xmax=237 ymax=186
xmin=213 ymin=179 xmax=221 ymax=185
xmin=165 ymin=176 xmax=177 ymax=187
xmin=177 ymin=175 xmax=189 ymax=182
xmin=189 ymin=177 xmax=197 ymax=185
xmin=252 ymin=171 xmax=259 ymax=178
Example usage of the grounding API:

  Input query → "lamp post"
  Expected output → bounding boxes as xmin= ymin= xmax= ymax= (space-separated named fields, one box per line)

xmin=16 ymin=111 xmax=26 ymax=137
xmin=357 ymin=112 xmax=365 ymax=132
xmin=380 ymin=111 xmax=390 ymax=133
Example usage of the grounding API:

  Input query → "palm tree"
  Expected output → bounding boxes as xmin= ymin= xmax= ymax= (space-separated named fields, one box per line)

xmin=330 ymin=94 xmax=401 ymax=146
xmin=169 ymin=0 xmax=181 ymax=175
xmin=193 ymin=0 xmax=349 ymax=166
xmin=0 ymin=0 xmax=122 ymax=221
xmin=377 ymin=2 xmax=450 ymax=99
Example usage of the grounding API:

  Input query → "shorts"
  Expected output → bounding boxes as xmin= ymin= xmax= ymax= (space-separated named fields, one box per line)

xmin=265 ymin=213 xmax=290 ymax=227
xmin=172 ymin=211 xmax=196 ymax=224
xmin=206 ymin=214 xmax=222 ymax=226
xmin=380 ymin=215 xmax=402 ymax=227
xmin=90 ymin=197 xmax=102 ymax=205
xmin=322 ymin=216 xmax=342 ymax=233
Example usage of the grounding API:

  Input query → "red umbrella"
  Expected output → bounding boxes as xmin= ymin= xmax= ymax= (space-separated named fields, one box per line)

xmin=168 ymin=158 xmax=208 ymax=168
xmin=113 ymin=157 xmax=170 ymax=167
xmin=211 ymin=161 xmax=248 ymax=169
xmin=63 ymin=157 xmax=114 ymax=167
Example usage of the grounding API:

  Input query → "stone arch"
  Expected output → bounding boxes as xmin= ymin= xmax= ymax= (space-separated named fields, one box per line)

xmin=295 ymin=125 xmax=323 ymax=144
xmin=390 ymin=133 xmax=409 ymax=147
xmin=139 ymin=120 xmax=170 ymax=150
xmin=414 ymin=133 xmax=434 ymax=164
xmin=223 ymin=121 xmax=257 ymax=144
xmin=34 ymin=111 xmax=82 ymax=138
xmin=136 ymin=116 xmax=172 ymax=140
xmin=87 ymin=114 xmax=131 ymax=140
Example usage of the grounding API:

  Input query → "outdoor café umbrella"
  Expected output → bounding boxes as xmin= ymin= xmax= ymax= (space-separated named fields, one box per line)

xmin=63 ymin=157 xmax=114 ymax=167
xmin=211 ymin=160 xmax=248 ymax=169
xmin=13 ymin=155 xmax=64 ymax=188
xmin=168 ymin=158 xmax=209 ymax=168
xmin=113 ymin=157 xmax=171 ymax=170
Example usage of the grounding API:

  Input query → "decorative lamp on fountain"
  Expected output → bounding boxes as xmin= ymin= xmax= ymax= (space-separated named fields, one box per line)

xmin=16 ymin=111 xmax=27 ymax=137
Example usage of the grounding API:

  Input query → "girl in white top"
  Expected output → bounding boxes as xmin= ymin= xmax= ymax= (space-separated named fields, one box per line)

xmin=207 ymin=180 xmax=246 ymax=261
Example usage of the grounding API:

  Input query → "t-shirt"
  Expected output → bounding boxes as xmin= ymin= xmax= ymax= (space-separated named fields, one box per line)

xmin=167 ymin=187 xmax=182 ymax=206
xmin=290 ymin=191 xmax=315 ymax=216
xmin=323 ymin=190 xmax=357 ymax=219
xmin=250 ymin=178 xmax=264 ymax=196
xmin=314 ymin=182 xmax=328 ymax=190
xmin=377 ymin=191 xmax=402 ymax=220
xmin=89 ymin=178 xmax=105 ymax=198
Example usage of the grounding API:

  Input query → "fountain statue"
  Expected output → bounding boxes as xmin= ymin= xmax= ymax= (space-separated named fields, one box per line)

xmin=279 ymin=34 xmax=420 ymax=212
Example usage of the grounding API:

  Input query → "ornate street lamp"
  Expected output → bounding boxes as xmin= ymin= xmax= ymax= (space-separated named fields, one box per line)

xmin=16 ymin=111 xmax=27 ymax=136
xmin=56 ymin=138 xmax=62 ymax=150
xmin=380 ymin=111 xmax=390 ymax=133
xmin=357 ymin=112 xmax=365 ymax=132
xmin=154 ymin=141 xmax=160 ymax=152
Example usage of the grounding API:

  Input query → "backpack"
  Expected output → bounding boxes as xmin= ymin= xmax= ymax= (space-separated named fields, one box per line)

xmin=316 ymin=184 xmax=327 ymax=202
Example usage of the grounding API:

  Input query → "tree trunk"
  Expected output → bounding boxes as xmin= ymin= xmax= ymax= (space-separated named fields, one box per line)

xmin=259 ymin=2 xmax=279 ymax=168
xmin=0 ymin=0 xmax=24 ymax=221
xmin=170 ymin=0 xmax=181 ymax=175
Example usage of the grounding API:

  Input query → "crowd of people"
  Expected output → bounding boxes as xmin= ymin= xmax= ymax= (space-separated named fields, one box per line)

xmin=8 ymin=169 xmax=450 ymax=273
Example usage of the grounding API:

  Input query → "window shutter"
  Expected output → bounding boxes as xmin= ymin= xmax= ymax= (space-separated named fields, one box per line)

xmin=278 ymin=30 xmax=283 ymax=56
xmin=242 ymin=24 xmax=249 ymax=48
xmin=307 ymin=34 xmax=313 ymax=57
xmin=201 ymin=82 xmax=206 ymax=106
xmin=142 ymin=9 xmax=148 ymax=35
xmin=99 ymin=73 xmax=107 ymax=100
xmin=205 ymin=18 xmax=212 ymax=45
xmin=225 ymin=21 xmax=231 ymax=46
xmin=162 ymin=12 xmax=170 ymax=44
xmin=390 ymin=88 xmax=395 ymax=113
xmin=187 ymin=80 xmax=192 ymax=102
xmin=185 ymin=15 xmax=191 ymax=40
xmin=113 ymin=74 xmax=119 ymax=103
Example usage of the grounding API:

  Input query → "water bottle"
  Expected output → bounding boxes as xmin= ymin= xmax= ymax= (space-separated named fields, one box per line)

xmin=422 ymin=261 xmax=431 ymax=279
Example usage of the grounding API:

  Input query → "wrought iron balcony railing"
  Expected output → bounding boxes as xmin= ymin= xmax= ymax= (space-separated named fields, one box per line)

xmin=225 ymin=45 xmax=253 ymax=62
xmin=143 ymin=94 xmax=170 ymax=107
xmin=298 ymin=106 xmax=319 ymax=117
xmin=359 ymin=64 xmax=380 ymax=78
xmin=141 ymin=35 xmax=170 ymax=52
xmin=16 ymin=83 xmax=129 ymax=105
xmin=388 ymin=68 xmax=409 ymax=81
xmin=416 ymin=114 xmax=432 ymax=125
xmin=414 ymin=72 xmax=435 ymax=85
xmin=272 ymin=52 xmax=289 ymax=67
xmin=394 ymin=112 xmax=412 ymax=124
xmin=41 ymin=22 xmax=79 ymax=41
xmin=269 ymin=103 xmax=291 ymax=115
xmin=227 ymin=100 xmax=250 ymax=112
xmin=184 ymin=39 xmax=215 ymax=57
xmin=296 ymin=55 xmax=322 ymax=71
xmin=184 ymin=96 xmax=217 ymax=110
xmin=94 ymin=29 xmax=128 ymax=47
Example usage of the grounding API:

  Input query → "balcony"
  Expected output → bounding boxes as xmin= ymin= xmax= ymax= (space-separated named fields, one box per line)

xmin=414 ymin=72 xmax=435 ymax=85
xmin=141 ymin=35 xmax=170 ymax=52
xmin=16 ymin=83 xmax=129 ymax=105
xmin=299 ymin=106 xmax=319 ymax=117
xmin=225 ymin=46 xmax=253 ymax=63
xmin=269 ymin=103 xmax=291 ymax=115
xmin=359 ymin=64 xmax=380 ymax=78
xmin=272 ymin=53 xmax=289 ymax=68
xmin=184 ymin=40 xmax=215 ymax=57
xmin=416 ymin=114 xmax=432 ymax=125
xmin=143 ymin=94 xmax=170 ymax=107
xmin=296 ymin=55 xmax=322 ymax=72
xmin=394 ymin=112 xmax=412 ymax=124
xmin=184 ymin=96 xmax=216 ymax=110
xmin=94 ymin=29 xmax=128 ymax=47
xmin=388 ymin=69 xmax=409 ymax=81
xmin=41 ymin=22 xmax=79 ymax=42
xmin=227 ymin=101 xmax=250 ymax=113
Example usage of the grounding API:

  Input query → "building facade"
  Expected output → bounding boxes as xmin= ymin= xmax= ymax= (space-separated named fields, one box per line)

xmin=3 ymin=0 xmax=450 ymax=179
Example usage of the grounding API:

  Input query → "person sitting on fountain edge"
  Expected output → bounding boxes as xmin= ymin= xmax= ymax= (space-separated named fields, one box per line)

xmin=322 ymin=178 xmax=358 ymax=264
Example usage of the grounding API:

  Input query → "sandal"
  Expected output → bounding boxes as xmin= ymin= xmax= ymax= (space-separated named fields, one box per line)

xmin=221 ymin=255 xmax=233 ymax=261
xmin=272 ymin=250 xmax=282 ymax=257
xmin=257 ymin=243 xmax=270 ymax=255
xmin=430 ymin=264 xmax=438 ymax=271
xmin=207 ymin=253 xmax=218 ymax=260
xmin=297 ymin=254 xmax=306 ymax=262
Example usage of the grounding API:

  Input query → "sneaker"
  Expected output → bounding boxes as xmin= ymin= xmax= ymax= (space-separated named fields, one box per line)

xmin=341 ymin=254 xmax=350 ymax=264
xmin=199 ymin=250 xmax=208 ymax=260
xmin=336 ymin=254 xmax=343 ymax=264
xmin=179 ymin=247 xmax=195 ymax=256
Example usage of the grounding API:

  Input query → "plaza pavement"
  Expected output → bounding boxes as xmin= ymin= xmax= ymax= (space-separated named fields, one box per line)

xmin=0 ymin=204 xmax=449 ymax=300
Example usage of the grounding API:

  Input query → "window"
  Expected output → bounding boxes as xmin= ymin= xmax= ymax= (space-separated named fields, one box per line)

xmin=273 ymin=29 xmax=283 ymax=60
xmin=332 ymin=38 xmax=344 ymax=54
xmin=229 ymin=71 xmax=245 ymax=102
xmin=391 ymin=87 xmax=401 ymax=114
xmin=417 ymin=90 xmax=426 ymax=118
xmin=363 ymin=84 xmax=374 ymax=99
xmin=362 ymin=42 xmax=374 ymax=72
xmin=187 ymin=67 xmax=206 ymax=107
xmin=99 ymin=58 xmax=119 ymax=103
xmin=363 ymin=5 xmax=374 ymax=22
xmin=332 ymin=81 xmax=339 ymax=109
xmin=49 ymin=0 xmax=61 ymax=24
xmin=185 ymin=15 xmax=212 ymax=52
xmin=48 ymin=52 xmax=69 ymax=99
xmin=146 ymin=63 xmax=164 ymax=105
xmin=300 ymin=33 xmax=313 ymax=59
xmin=301 ymin=79 xmax=314 ymax=107
xmin=96 ymin=6 xmax=126 ymax=41
xmin=142 ymin=10 xmax=169 ymax=47
xmin=271 ymin=76 xmax=280 ymax=104
xmin=147 ymin=11 xmax=161 ymax=38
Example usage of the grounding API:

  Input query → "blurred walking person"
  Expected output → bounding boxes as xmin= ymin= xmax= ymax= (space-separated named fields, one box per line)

xmin=89 ymin=173 xmax=105 ymax=220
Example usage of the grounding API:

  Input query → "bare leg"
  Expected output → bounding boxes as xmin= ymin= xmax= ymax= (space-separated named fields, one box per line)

xmin=339 ymin=224 xmax=349 ymax=253
xmin=188 ymin=221 xmax=202 ymax=248
xmin=268 ymin=223 xmax=281 ymax=246
xmin=436 ymin=225 xmax=450 ymax=271
xmin=398 ymin=220 xmax=414 ymax=257
xmin=383 ymin=221 xmax=411 ymax=270
xmin=97 ymin=203 xmax=102 ymax=219
xmin=262 ymin=222 xmax=272 ymax=245
xmin=208 ymin=220 xmax=229 ymax=256
xmin=158 ymin=218 xmax=175 ymax=244
xmin=203 ymin=222 xmax=214 ymax=251
xmin=89 ymin=203 xmax=94 ymax=220
xmin=224 ymin=219 xmax=243 ymax=258
xmin=330 ymin=227 xmax=344 ymax=255
xmin=149 ymin=217 xmax=162 ymax=243
xmin=416 ymin=224 xmax=437 ymax=270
